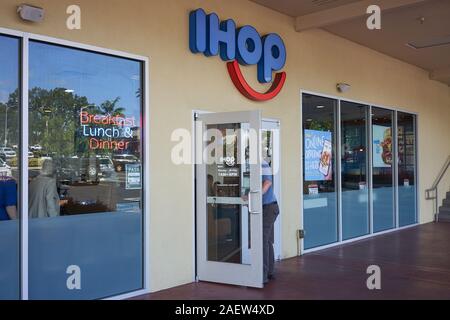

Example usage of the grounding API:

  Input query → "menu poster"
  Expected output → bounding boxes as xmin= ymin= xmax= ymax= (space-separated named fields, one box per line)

xmin=373 ymin=125 xmax=392 ymax=168
xmin=304 ymin=129 xmax=333 ymax=182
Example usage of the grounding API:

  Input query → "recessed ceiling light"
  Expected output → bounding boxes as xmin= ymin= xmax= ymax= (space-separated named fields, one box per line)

xmin=316 ymin=105 xmax=325 ymax=109
xmin=306 ymin=119 xmax=313 ymax=122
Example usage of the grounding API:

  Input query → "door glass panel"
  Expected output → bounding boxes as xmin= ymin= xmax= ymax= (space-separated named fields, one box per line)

xmin=372 ymin=107 xmax=395 ymax=233
xmin=206 ymin=123 xmax=251 ymax=265
xmin=302 ymin=94 xmax=338 ymax=249
xmin=28 ymin=41 xmax=144 ymax=299
xmin=341 ymin=102 xmax=369 ymax=240
xmin=398 ymin=112 xmax=417 ymax=226
xmin=0 ymin=34 xmax=20 ymax=300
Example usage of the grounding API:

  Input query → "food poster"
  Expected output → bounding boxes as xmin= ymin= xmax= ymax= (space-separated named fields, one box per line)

xmin=373 ymin=125 xmax=392 ymax=168
xmin=304 ymin=130 xmax=333 ymax=181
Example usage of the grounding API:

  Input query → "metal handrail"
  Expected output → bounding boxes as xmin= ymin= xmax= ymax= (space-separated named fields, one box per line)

xmin=425 ymin=155 xmax=450 ymax=221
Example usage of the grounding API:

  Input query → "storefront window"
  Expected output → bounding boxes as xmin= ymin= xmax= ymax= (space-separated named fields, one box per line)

xmin=372 ymin=107 xmax=395 ymax=233
xmin=341 ymin=102 xmax=369 ymax=240
xmin=303 ymin=93 xmax=419 ymax=249
xmin=28 ymin=41 xmax=144 ymax=299
xmin=302 ymin=94 xmax=338 ymax=249
xmin=398 ymin=112 xmax=417 ymax=226
xmin=0 ymin=34 xmax=20 ymax=300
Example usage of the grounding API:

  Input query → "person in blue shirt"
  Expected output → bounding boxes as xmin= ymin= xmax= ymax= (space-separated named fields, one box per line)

xmin=0 ymin=177 xmax=18 ymax=221
xmin=262 ymin=159 xmax=279 ymax=283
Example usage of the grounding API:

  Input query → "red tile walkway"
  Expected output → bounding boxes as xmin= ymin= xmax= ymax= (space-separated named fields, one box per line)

xmin=133 ymin=222 xmax=450 ymax=300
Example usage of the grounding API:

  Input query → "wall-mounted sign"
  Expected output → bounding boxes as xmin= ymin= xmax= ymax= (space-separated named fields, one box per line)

xmin=189 ymin=8 xmax=287 ymax=102
xmin=80 ymin=111 xmax=136 ymax=151
xmin=126 ymin=164 xmax=142 ymax=190
xmin=217 ymin=164 xmax=239 ymax=178
xmin=304 ymin=130 xmax=333 ymax=182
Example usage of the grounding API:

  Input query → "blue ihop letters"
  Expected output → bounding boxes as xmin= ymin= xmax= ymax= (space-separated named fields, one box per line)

xmin=236 ymin=25 xmax=262 ymax=66
xmin=189 ymin=8 xmax=286 ymax=83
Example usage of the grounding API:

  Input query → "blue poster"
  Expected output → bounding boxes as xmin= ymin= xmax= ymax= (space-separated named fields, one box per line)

xmin=304 ymin=130 xmax=333 ymax=181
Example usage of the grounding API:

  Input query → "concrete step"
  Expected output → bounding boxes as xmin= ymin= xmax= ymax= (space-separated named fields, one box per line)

xmin=439 ymin=206 xmax=450 ymax=214
xmin=438 ymin=212 xmax=450 ymax=223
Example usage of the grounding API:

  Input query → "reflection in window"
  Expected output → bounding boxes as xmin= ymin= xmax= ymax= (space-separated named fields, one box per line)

xmin=28 ymin=41 xmax=144 ymax=299
xmin=0 ymin=34 xmax=20 ymax=299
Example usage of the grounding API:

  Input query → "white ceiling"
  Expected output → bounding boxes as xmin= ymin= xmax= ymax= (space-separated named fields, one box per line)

xmin=251 ymin=0 xmax=450 ymax=85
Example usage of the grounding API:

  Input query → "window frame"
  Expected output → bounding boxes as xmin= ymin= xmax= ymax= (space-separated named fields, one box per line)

xmin=0 ymin=26 xmax=151 ymax=300
xmin=300 ymin=89 xmax=419 ymax=254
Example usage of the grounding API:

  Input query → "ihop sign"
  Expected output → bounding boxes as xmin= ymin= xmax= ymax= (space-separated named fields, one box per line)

xmin=189 ymin=9 xmax=287 ymax=101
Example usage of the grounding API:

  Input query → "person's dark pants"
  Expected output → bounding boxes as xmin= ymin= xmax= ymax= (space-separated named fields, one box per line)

xmin=263 ymin=202 xmax=279 ymax=283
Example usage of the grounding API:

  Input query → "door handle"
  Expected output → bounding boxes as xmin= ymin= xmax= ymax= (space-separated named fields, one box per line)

xmin=248 ymin=190 xmax=261 ymax=215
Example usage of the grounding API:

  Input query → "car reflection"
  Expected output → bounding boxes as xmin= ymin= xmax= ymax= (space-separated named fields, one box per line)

xmin=112 ymin=154 xmax=140 ymax=172
xmin=0 ymin=158 xmax=12 ymax=177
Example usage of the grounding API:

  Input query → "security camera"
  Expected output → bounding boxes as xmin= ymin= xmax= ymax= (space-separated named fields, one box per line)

xmin=17 ymin=4 xmax=44 ymax=23
xmin=337 ymin=83 xmax=351 ymax=93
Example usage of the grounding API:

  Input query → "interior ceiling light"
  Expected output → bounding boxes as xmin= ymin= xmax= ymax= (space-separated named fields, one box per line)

xmin=407 ymin=35 xmax=450 ymax=49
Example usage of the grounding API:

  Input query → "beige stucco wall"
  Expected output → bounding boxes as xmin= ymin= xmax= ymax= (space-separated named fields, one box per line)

xmin=1 ymin=0 xmax=449 ymax=293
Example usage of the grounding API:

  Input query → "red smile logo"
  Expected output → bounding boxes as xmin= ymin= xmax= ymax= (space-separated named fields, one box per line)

xmin=227 ymin=60 xmax=287 ymax=102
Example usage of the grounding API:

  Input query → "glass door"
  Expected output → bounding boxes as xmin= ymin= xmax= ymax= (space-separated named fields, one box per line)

xmin=196 ymin=111 xmax=263 ymax=288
